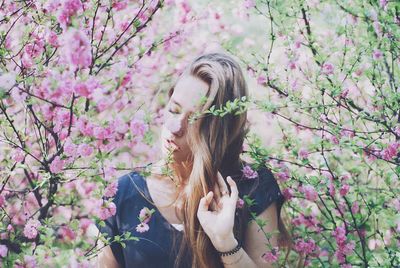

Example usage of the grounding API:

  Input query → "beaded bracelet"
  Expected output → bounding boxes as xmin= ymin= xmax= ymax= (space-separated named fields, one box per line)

xmin=217 ymin=242 xmax=242 ymax=257
xmin=221 ymin=251 xmax=244 ymax=265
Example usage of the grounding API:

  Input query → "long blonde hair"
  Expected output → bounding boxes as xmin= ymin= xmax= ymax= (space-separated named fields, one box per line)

xmin=167 ymin=52 xmax=291 ymax=267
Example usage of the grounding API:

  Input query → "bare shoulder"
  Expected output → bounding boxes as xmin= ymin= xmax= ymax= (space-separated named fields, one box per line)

xmin=243 ymin=201 xmax=279 ymax=267
xmin=86 ymin=223 xmax=120 ymax=268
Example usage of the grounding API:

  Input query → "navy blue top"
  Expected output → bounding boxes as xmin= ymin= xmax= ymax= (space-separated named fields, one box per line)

xmin=96 ymin=167 xmax=284 ymax=268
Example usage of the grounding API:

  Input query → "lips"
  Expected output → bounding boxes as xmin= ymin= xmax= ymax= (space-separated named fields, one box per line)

xmin=166 ymin=139 xmax=180 ymax=151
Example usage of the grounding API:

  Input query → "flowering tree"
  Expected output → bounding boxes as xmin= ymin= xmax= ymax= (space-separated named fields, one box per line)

xmin=0 ymin=0 xmax=213 ymax=265
xmin=228 ymin=0 xmax=400 ymax=267
xmin=0 ymin=0 xmax=399 ymax=267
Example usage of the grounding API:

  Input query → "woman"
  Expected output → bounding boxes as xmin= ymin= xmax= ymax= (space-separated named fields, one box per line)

xmin=92 ymin=52 xmax=291 ymax=267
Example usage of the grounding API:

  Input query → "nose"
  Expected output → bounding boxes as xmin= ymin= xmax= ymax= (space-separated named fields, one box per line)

xmin=165 ymin=116 xmax=184 ymax=138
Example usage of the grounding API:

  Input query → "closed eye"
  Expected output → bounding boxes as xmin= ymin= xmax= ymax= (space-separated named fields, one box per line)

xmin=168 ymin=109 xmax=179 ymax=114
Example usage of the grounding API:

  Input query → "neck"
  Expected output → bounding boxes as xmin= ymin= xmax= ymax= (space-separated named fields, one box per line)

xmin=153 ymin=158 xmax=193 ymax=188
xmin=172 ymin=161 xmax=193 ymax=183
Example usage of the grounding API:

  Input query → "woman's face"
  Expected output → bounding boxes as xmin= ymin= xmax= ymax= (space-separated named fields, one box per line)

xmin=161 ymin=75 xmax=209 ymax=162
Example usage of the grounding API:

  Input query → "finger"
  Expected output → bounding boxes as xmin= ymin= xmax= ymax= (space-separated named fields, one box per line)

xmin=198 ymin=191 xmax=213 ymax=212
xmin=217 ymin=171 xmax=229 ymax=194
xmin=227 ymin=176 xmax=238 ymax=202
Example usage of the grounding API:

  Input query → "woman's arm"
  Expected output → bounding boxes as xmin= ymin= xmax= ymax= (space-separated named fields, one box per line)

xmin=197 ymin=173 xmax=280 ymax=268
xmin=217 ymin=202 xmax=279 ymax=268
xmin=87 ymin=223 xmax=120 ymax=268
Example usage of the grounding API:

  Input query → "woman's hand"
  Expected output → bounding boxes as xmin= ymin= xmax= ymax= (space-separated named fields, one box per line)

xmin=197 ymin=172 xmax=239 ymax=252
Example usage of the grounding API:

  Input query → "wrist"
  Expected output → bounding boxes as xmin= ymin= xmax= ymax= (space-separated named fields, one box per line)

xmin=212 ymin=233 xmax=238 ymax=252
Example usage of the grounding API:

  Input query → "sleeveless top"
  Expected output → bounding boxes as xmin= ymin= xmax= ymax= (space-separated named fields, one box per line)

xmin=96 ymin=167 xmax=285 ymax=268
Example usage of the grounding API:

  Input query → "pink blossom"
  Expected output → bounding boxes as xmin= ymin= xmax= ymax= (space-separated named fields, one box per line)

xmin=98 ymin=202 xmax=117 ymax=220
xmin=165 ymin=0 xmax=175 ymax=6
xmin=0 ymin=233 xmax=7 ymax=240
xmin=58 ymin=225 xmax=76 ymax=241
xmin=21 ymin=52 xmax=34 ymax=68
xmin=47 ymin=30 xmax=59 ymax=47
xmin=64 ymin=138 xmax=77 ymax=157
xmin=24 ymin=37 xmax=45 ymax=58
xmin=54 ymin=109 xmax=74 ymax=133
xmin=63 ymin=0 xmax=82 ymax=15
xmin=74 ymin=82 xmax=93 ymax=98
xmin=292 ymin=214 xmax=320 ymax=231
xmin=373 ymin=21 xmax=382 ymax=36
xmin=180 ymin=1 xmax=191 ymax=13
xmin=76 ymin=181 xmax=97 ymax=196
xmin=322 ymin=62 xmax=334 ymax=75
xmin=301 ymin=185 xmax=318 ymax=201
xmin=112 ymin=118 xmax=129 ymax=134
xmin=298 ymin=148 xmax=309 ymax=160
xmin=242 ymin=165 xmax=258 ymax=179
xmin=112 ymin=1 xmax=128 ymax=11
xmin=57 ymin=0 xmax=82 ymax=28
xmin=120 ymin=71 xmax=132 ymax=87
xmin=23 ymin=255 xmax=37 ymax=268
xmin=91 ymin=125 xmax=113 ymax=141
xmin=372 ymin=49 xmax=383 ymax=60
xmin=7 ymin=224 xmax=15 ymax=232
xmin=63 ymin=28 xmax=92 ymax=69
xmin=342 ymin=240 xmax=355 ymax=255
xmin=0 ymin=195 xmax=5 ymax=208
xmin=236 ymin=198 xmax=245 ymax=209
xmin=4 ymin=35 xmax=12 ymax=50
xmin=12 ymin=148 xmax=25 ymax=163
xmin=136 ymin=222 xmax=150 ymax=233
xmin=257 ymin=74 xmax=267 ymax=86
xmin=339 ymin=184 xmax=350 ymax=196
xmin=394 ymin=126 xmax=400 ymax=136
xmin=364 ymin=144 xmax=379 ymax=161
xmin=282 ymin=188 xmax=294 ymax=200
xmin=104 ymin=166 xmax=117 ymax=182
xmin=275 ymin=171 xmax=290 ymax=182
xmin=332 ymin=226 xmax=346 ymax=245
xmin=340 ymin=128 xmax=355 ymax=138
xmin=379 ymin=0 xmax=388 ymax=9
xmin=341 ymin=88 xmax=349 ymax=98
xmin=335 ymin=239 xmax=355 ymax=264
xmin=50 ymin=156 xmax=65 ymax=173
xmin=340 ymin=173 xmax=351 ymax=182
xmin=291 ymin=78 xmax=300 ymax=91
xmin=294 ymin=40 xmax=301 ymax=49
xmin=380 ymin=142 xmax=400 ymax=160
xmin=0 ymin=245 xmax=8 ymax=258
xmin=23 ymin=219 xmax=41 ymax=239
xmin=328 ymin=182 xmax=336 ymax=196
xmin=79 ymin=218 xmax=93 ymax=233
xmin=139 ymin=207 xmax=153 ymax=224
xmin=321 ymin=170 xmax=333 ymax=180
xmin=288 ymin=61 xmax=296 ymax=70
xmin=243 ymin=0 xmax=256 ymax=9
xmin=328 ymin=134 xmax=340 ymax=144
xmin=262 ymin=247 xmax=279 ymax=263
xmin=392 ymin=198 xmax=400 ymax=212
xmin=77 ymin=143 xmax=93 ymax=157
xmin=294 ymin=238 xmax=317 ymax=255
xmin=351 ymin=201 xmax=359 ymax=214
xmin=104 ymin=181 xmax=118 ymax=198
